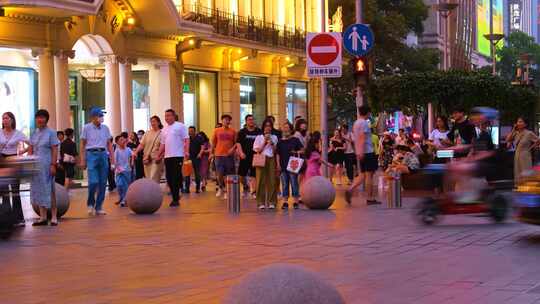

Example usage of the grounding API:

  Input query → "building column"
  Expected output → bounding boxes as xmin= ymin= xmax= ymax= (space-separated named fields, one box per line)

xmin=102 ymin=55 xmax=122 ymax=136
xmin=34 ymin=49 xmax=57 ymax=128
xmin=220 ymin=71 xmax=241 ymax=129
xmin=54 ymin=50 xmax=75 ymax=132
xmin=149 ymin=61 xmax=183 ymax=121
xmin=269 ymin=57 xmax=288 ymax=125
xmin=119 ymin=58 xmax=137 ymax=133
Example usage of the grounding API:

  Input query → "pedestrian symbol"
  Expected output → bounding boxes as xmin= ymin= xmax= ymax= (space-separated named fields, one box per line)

xmin=343 ymin=23 xmax=374 ymax=57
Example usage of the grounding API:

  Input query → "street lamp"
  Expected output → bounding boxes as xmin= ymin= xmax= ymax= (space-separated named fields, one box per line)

xmin=435 ymin=2 xmax=459 ymax=71
xmin=484 ymin=33 xmax=505 ymax=75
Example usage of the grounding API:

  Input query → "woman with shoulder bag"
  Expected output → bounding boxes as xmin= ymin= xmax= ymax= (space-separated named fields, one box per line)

xmin=132 ymin=116 xmax=164 ymax=183
xmin=253 ymin=118 xmax=279 ymax=210
xmin=0 ymin=112 xmax=29 ymax=226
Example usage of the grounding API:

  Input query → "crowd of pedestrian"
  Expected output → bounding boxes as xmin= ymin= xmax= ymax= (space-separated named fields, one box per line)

xmin=2 ymin=103 xmax=540 ymax=227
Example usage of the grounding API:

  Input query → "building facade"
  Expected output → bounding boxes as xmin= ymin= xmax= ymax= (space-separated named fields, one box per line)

xmin=507 ymin=0 xmax=539 ymax=40
xmin=419 ymin=0 xmax=476 ymax=70
xmin=0 ymin=0 xmax=325 ymax=138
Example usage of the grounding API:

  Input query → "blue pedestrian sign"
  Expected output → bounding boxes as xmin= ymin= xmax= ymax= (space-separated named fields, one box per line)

xmin=343 ymin=23 xmax=374 ymax=57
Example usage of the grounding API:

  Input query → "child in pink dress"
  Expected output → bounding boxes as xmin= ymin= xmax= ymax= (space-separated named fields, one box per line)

xmin=303 ymin=132 xmax=334 ymax=183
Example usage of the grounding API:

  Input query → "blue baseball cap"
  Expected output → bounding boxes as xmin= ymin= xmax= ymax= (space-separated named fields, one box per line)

xmin=89 ymin=107 xmax=106 ymax=117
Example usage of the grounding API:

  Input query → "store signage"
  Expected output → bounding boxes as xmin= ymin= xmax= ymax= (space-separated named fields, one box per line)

xmin=306 ymin=32 xmax=342 ymax=78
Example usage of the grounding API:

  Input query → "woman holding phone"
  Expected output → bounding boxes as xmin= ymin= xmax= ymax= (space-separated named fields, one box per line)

xmin=506 ymin=117 xmax=540 ymax=183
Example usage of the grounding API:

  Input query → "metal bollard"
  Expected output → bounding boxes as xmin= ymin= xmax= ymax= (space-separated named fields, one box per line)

xmin=387 ymin=171 xmax=402 ymax=208
xmin=226 ymin=175 xmax=241 ymax=213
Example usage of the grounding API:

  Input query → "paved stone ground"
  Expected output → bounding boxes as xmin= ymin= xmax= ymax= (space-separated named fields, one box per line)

xmin=1 ymin=184 xmax=540 ymax=304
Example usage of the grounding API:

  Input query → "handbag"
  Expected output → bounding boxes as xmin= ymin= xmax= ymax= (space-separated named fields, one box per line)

xmin=287 ymin=155 xmax=304 ymax=174
xmin=144 ymin=131 xmax=161 ymax=165
xmin=182 ymin=160 xmax=193 ymax=177
xmin=252 ymin=153 xmax=266 ymax=167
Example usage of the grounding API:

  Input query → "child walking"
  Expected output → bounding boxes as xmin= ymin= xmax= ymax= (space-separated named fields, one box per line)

xmin=114 ymin=135 xmax=133 ymax=207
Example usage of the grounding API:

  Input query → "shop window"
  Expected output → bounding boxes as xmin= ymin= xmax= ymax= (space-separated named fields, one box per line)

xmin=240 ymin=76 xmax=267 ymax=127
xmin=183 ymin=70 xmax=218 ymax=137
xmin=286 ymin=81 xmax=307 ymax=123
xmin=0 ymin=67 xmax=35 ymax=135
xmin=133 ymin=71 xmax=150 ymax=132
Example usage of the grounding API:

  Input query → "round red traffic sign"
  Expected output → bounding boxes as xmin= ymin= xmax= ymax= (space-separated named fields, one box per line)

xmin=308 ymin=33 xmax=340 ymax=66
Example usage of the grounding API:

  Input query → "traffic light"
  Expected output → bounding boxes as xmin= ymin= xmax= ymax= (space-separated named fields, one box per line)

xmin=351 ymin=56 xmax=370 ymax=86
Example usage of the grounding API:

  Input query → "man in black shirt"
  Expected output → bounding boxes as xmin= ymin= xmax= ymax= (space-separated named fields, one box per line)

xmin=448 ymin=108 xmax=476 ymax=145
xmin=236 ymin=114 xmax=262 ymax=196
xmin=184 ymin=126 xmax=205 ymax=193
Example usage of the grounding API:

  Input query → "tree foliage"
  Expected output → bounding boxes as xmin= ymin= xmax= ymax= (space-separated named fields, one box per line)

xmin=497 ymin=31 xmax=540 ymax=87
xmin=368 ymin=70 xmax=539 ymax=124
xmin=327 ymin=0 xmax=440 ymax=126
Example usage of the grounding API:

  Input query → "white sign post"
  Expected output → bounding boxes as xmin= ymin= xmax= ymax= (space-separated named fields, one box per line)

xmin=306 ymin=32 xmax=342 ymax=78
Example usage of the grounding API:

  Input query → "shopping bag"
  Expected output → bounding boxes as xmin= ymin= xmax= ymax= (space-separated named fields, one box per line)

xmin=182 ymin=160 xmax=193 ymax=176
xmin=287 ymin=156 xmax=304 ymax=174
xmin=252 ymin=153 xmax=266 ymax=167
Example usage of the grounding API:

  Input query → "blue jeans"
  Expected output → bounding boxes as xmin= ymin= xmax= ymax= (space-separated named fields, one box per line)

xmin=281 ymin=171 xmax=300 ymax=199
xmin=86 ymin=150 xmax=109 ymax=210
xmin=116 ymin=170 xmax=132 ymax=202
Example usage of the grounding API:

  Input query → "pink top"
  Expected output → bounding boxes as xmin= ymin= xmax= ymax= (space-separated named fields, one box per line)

xmin=305 ymin=151 xmax=322 ymax=181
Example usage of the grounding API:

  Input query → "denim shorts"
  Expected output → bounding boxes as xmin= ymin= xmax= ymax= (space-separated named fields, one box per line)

xmin=214 ymin=156 xmax=235 ymax=175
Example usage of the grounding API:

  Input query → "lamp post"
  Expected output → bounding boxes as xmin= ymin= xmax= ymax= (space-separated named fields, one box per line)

xmin=484 ymin=33 xmax=505 ymax=75
xmin=435 ymin=1 xmax=459 ymax=71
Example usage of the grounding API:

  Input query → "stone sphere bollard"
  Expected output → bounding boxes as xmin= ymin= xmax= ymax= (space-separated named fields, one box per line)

xmin=222 ymin=263 xmax=345 ymax=304
xmin=32 ymin=183 xmax=70 ymax=218
xmin=300 ymin=176 xmax=336 ymax=209
xmin=126 ymin=178 xmax=163 ymax=214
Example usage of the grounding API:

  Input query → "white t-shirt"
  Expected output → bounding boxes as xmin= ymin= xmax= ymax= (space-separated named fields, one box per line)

xmin=0 ymin=129 xmax=27 ymax=155
xmin=353 ymin=118 xmax=373 ymax=154
xmin=161 ymin=121 xmax=189 ymax=158
xmin=253 ymin=134 xmax=278 ymax=157
xmin=429 ymin=129 xmax=449 ymax=148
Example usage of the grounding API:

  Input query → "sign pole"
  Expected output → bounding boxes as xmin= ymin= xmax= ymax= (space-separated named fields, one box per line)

xmin=355 ymin=0 xmax=363 ymax=111
xmin=320 ymin=0 xmax=328 ymax=178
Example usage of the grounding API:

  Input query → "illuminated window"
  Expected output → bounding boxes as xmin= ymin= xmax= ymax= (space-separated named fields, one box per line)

xmin=286 ymin=81 xmax=307 ymax=123
xmin=240 ymin=76 xmax=266 ymax=127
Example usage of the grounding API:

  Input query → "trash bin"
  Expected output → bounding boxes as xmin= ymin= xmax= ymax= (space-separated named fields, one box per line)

xmin=226 ymin=175 xmax=241 ymax=213
xmin=387 ymin=171 xmax=402 ymax=208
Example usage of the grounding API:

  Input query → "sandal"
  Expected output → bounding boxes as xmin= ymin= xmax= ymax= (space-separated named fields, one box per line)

xmin=32 ymin=220 xmax=48 ymax=226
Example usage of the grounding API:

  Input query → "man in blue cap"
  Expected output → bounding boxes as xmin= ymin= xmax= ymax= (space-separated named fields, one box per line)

xmin=80 ymin=107 xmax=115 ymax=216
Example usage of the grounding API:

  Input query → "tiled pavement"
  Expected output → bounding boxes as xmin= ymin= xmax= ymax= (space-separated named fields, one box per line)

xmin=1 ymin=184 xmax=540 ymax=304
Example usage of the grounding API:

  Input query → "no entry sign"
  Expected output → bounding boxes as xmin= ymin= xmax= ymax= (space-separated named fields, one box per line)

xmin=306 ymin=32 xmax=342 ymax=78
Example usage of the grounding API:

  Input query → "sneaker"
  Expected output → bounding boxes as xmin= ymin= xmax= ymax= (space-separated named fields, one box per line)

xmin=169 ymin=200 xmax=180 ymax=207
xmin=120 ymin=202 xmax=127 ymax=207
xmin=366 ymin=200 xmax=382 ymax=206
xmin=14 ymin=221 xmax=26 ymax=227
xmin=282 ymin=202 xmax=289 ymax=210
xmin=258 ymin=205 xmax=266 ymax=210
xmin=293 ymin=202 xmax=299 ymax=209
xmin=345 ymin=190 xmax=353 ymax=205
xmin=87 ymin=207 xmax=95 ymax=216
xmin=216 ymin=188 xmax=223 ymax=197
xmin=268 ymin=204 xmax=276 ymax=209
xmin=95 ymin=209 xmax=107 ymax=215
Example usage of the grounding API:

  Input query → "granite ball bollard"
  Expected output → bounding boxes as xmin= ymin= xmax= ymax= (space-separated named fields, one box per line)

xmin=223 ymin=263 xmax=345 ymax=304
xmin=32 ymin=183 xmax=70 ymax=218
xmin=300 ymin=176 xmax=336 ymax=209
xmin=126 ymin=178 xmax=163 ymax=214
